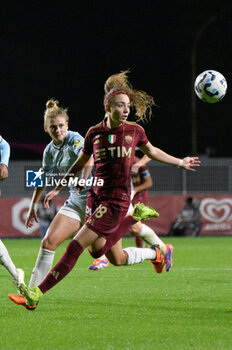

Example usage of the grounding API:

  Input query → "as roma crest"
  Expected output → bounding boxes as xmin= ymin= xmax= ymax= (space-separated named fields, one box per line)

xmin=125 ymin=135 xmax=132 ymax=144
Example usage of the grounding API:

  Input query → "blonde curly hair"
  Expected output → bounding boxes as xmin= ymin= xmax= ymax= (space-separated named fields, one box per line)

xmin=104 ymin=70 xmax=155 ymax=122
xmin=44 ymin=99 xmax=69 ymax=126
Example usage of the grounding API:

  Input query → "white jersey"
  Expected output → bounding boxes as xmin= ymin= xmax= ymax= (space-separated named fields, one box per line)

xmin=42 ymin=130 xmax=88 ymax=207
xmin=0 ymin=135 xmax=10 ymax=167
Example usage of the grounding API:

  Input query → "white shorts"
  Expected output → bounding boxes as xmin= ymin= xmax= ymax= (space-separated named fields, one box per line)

xmin=58 ymin=199 xmax=86 ymax=225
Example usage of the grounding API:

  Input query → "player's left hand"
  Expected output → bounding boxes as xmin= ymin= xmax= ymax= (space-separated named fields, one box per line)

xmin=182 ymin=157 xmax=201 ymax=171
xmin=0 ymin=164 xmax=9 ymax=180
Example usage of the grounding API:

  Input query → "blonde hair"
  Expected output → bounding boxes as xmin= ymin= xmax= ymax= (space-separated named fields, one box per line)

xmin=44 ymin=99 xmax=69 ymax=126
xmin=104 ymin=70 xmax=155 ymax=122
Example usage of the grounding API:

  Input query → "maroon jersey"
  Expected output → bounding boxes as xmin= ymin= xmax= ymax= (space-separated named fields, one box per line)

xmin=132 ymin=166 xmax=150 ymax=205
xmin=82 ymin=118 xmax=148 ymax=201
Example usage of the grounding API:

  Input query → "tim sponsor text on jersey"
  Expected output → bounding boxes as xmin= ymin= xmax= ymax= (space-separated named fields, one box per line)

xmin=95 ymin=146 xmax=132 ymax=161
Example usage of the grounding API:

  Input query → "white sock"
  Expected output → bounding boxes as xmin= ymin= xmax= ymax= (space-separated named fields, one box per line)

xmin=97 ymin=255 xmax=106 ymax=260
xmin=29 ymin=248 xmax=55 ymax=288
xmin=124 ymin=247 xmax=156 ymax=265
xmin=0 ymin=240 xmax=18 ymax=279
xmin=138 ymin=224 xmax=166 ymax=255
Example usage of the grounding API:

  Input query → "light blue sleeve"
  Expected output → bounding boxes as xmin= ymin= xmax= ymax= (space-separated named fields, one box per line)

xmin=70 ymin=131 xmax=84 ymax=157
xmin=42 ymin=145 xmax=55 ymax=175
xmin=0 ymin=136 xmax=10 ymax=166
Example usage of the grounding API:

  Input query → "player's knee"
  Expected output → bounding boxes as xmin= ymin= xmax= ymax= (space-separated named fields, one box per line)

xmin=110 ymin=259 xmax=124 ymax=266
xmin=41 ymin=236 xmax=57 ymax=250
xmin=130 ymin=222 xmax=141 ymax=235
xmin=107 ymin=253 xmax=127 ymax=266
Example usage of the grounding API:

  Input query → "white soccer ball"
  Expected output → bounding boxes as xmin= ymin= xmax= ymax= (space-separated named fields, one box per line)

xmin=194 ymin=70 xmax=227 ymax=103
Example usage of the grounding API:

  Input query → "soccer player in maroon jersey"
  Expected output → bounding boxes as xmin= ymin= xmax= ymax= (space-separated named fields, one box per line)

xmin=88 ymin=153 xmax=167 ymax=269
xmin=18 ymin=71 xmax=200 ymax=308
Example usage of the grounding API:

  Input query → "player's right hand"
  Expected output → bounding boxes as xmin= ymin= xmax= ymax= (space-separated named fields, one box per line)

xmin=44 ymin=189 xmax=60 ymax=209
xmin=25 ymin=209 xmax=38 ymax=228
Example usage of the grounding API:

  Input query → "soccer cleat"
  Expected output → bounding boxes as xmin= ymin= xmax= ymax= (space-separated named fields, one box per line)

xmin=13 ymin=268 xmax=25 ymax=289
xmin=150 ymin=245 xmax=165 ymax=273
xmin=164 ymin=244 xmax=174 ymax=272
xmin=8 ymin=293 xmax=26 ymax=305
xmin=19 ymin=284 xmax=43 ymax=307
xmin=88 ymin=258 xmax=109 ymax=270
xmin=8 ymin=293 xmax=37 ymax=311
xmin=25 ymin=303 xmax=38 ymax=311
xmin=132 ymin=202 xmax=159 ymax=222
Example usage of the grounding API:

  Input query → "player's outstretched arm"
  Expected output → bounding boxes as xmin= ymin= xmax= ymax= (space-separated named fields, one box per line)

xmin=140 ymin=142 xmax=200 ymax=171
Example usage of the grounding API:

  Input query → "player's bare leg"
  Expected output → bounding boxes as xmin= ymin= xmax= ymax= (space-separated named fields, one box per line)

xmin=105 ymin=239 xmax=163 ymax=270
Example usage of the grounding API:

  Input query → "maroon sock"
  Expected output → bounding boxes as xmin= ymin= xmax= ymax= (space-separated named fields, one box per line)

xmin=38 ymin=240 xmax=83 ymax=294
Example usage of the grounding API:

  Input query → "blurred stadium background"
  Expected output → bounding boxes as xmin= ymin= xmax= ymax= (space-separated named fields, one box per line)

xmin=1 ymin=2 xmax=232 ymax=240
xmin=1 ymin=156 xmax=231 ymax=238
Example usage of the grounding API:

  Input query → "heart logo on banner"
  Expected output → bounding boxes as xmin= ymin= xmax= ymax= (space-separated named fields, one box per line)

xmin=200 ymin=198 xmax=232 ymax=223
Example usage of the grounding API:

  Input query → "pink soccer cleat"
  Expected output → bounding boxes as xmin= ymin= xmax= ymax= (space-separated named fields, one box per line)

xmin=88 ymin=258 xmax=109 ymax=270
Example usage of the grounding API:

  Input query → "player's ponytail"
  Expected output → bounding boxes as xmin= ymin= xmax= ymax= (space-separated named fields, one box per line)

xmin=103 ymin=70 xmax=155 ymax=122
xmin=104 ymin=70 xmax=131 ymax=94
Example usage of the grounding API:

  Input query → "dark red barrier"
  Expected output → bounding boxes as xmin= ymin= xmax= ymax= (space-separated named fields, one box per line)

xmin=148 ymin=194 xmax=232 ymax=235
xmin=0 ymin=194 xmax=232 ymax=237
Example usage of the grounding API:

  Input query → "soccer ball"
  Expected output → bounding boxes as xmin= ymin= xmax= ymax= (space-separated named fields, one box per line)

xmin=194 ymin=70 xmax=227 ymax=103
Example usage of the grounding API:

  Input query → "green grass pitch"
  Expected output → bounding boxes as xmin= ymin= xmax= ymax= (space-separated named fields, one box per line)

xmin=0 ymin=237 xmax=231 ymax=350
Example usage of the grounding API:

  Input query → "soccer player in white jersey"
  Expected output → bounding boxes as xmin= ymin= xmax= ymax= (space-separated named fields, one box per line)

xmin=0 ymin=135 xmax=25 ymax=288
xmin=9 ymin=99 xmax=90 ymax=309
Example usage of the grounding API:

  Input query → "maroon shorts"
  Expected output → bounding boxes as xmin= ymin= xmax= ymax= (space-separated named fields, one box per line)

xmin=85 ymin=191 xmax=129 ymax=237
